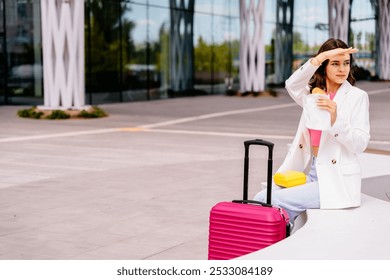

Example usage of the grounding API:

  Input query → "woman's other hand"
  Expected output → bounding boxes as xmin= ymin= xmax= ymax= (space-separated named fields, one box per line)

xmin=316 ymin=97 xmax=337 ymax=126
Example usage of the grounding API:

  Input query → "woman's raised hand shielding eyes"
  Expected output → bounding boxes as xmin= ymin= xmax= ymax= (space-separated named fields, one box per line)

xmin=312 ymin=47 xmax=358 ymax=66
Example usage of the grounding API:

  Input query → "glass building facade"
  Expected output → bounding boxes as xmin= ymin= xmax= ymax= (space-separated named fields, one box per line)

xmin=0 ymin=0 xmax=42 ymax=105
xmin=0 ymin=0 xmax=377 ymax=106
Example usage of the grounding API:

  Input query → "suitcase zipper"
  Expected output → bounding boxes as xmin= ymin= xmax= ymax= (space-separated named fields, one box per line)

xmin=277 ymin=208 xmax=291 ymax=237
xmin=277 ymin=208 xmax=289 ymax=222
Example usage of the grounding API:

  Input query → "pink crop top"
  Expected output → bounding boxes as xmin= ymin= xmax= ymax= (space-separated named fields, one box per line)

xmin=308 ymin=129 xmax=322 ymax=146
xmin=308 ymin=91 xmax=336 ymax=147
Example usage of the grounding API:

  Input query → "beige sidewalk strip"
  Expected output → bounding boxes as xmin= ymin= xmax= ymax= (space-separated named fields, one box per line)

xmin=144 ymin=128 xmax=295 ymax=140
xmin=138 ymin=103 xmax=297 ymax=129
xmin=0 ymin=128 xmax=120 ymax=143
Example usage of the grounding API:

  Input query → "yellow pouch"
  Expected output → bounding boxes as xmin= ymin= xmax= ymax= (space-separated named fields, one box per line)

xmin=274 ymin=170 xmax=306 ymax=188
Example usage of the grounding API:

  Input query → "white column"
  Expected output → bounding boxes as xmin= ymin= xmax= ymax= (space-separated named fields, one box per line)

xmin=328 ymin=0 xmax=350 ymax=42
xmin=39 ymin=0 xmax=87 ymax=110
xmin=239 ymin=0 xmax=265 ymax=93
xmin=378 ymin=0 xmax=390 ymax=80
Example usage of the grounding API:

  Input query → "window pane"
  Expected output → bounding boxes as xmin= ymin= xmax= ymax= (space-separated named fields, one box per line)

xmin=292 ymin=0 xmax=328 ymax=70
xmin=350 ymin=0 xmax=376 ymax=78
xmin=121 ymin=2 xmax=148 ymax=101
xmin=264 ymin=0 xmax=276 ymax=85
xmin=149 ymin=5 xmax=170 ymax=99
xmin=194 ymin=0 xmax=239 ymax=95
xmin=121 ymin=2 xmax=170 ymax=101
xmin=0 ymin=0 xmax=5 ymax=104
xmin=194 ymin=12 xmax=212 ymax=94
xmin=195 ymin=0 xmax=213 ymax=13
xmin=3 ymin=0 xmax=42 ymax=105
xmin=148 ymin=0 xmax=169 ymax=8
xmin=86 ymin=0 xmax=123 ymax=104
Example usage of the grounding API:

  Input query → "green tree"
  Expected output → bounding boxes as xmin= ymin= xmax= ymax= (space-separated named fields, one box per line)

xmin=194 ymin=36 xmax=212 ymax=72
xmin=194 ymin=37 xmax=237 ymax=74
xmin=293 ymin=31 xmax=308 ymax=53
xmin=86 ymin=1 xmax=135 ymax=74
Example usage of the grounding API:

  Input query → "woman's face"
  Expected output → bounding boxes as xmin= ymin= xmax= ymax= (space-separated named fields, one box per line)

xmin=325 ymin=52 xmax=351 ymax=85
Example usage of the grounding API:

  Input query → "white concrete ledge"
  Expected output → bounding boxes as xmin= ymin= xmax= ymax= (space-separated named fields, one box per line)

xmin=239 ymin=152 xmax=390 ymax=260
xmin=239 ymin=194 xmax=390 ymax=259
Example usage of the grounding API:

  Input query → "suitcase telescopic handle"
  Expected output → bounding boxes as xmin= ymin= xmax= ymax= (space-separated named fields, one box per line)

xmin=242 ymin=139 xmax=274 ymax=205
xmin=232 ymin=199 xmax=272 ymax=207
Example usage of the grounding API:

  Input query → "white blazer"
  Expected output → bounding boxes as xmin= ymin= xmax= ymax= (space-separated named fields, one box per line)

xmin=279 ymin=59 xmax=370 ymax=209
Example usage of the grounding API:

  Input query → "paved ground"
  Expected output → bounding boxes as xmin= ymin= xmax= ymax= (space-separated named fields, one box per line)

xmin=0 ymin=81 xmax=389 ymax=260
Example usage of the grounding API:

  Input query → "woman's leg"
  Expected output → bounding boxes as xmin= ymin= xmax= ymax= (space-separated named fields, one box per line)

xmin=254 ymin=182 xmax=320 ymax=222
xmin=274 ymin=182 xmax=319 ymax=221
xmin=254 ymin=157 xmax=320 ymax=222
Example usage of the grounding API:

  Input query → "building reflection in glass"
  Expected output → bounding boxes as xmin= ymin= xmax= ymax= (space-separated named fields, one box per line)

xmin=0 ymin=0 xmax=378 ymax=106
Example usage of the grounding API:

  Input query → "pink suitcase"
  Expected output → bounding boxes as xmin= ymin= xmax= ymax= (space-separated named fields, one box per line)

xmin=208 ymin=139 xmax=290 ymax=260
